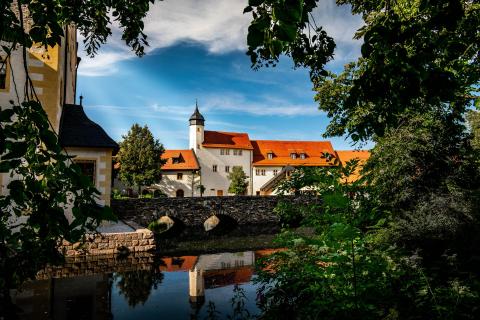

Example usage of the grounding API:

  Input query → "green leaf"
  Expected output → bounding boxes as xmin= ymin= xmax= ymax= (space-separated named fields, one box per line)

xmin=323 ymin=192 xmax=348 ymax=209
xmin=249 ymin=0 xmax=264 ymax=6
xmin=0 ymin=108 xmax=14 ymax=122
xmin=276 ymin=23 xmax=297 ymax=42
xmin=284 ymin=0 xmax=304 ymax=22
xmin=474 ymin=97 xmax=480 ymax=109
xmin=0 ymin=161 xmax=13 ymax=172
xmin=3 ymin=142 xmax=28 ymax=159
xmin=40 ymin=130 xmax=59 ymax=150
xmin=270 ymin=39 xmax=284 ymax=56
xmin=243 ymin=6 xmax=253 ymax=13
xmin=247 ymin=25 xmax=264 ymax=48
xmin=8 ymin=180 xmax=25 ymax=203
xmin=99 ymin=206 xmax=118 ymax=222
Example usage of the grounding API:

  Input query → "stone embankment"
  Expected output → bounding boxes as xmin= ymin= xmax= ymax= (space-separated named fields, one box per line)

xmin=112 ymin=195 xmax=321 ymax=227
xmin=60 ymin=221 xmax=155 ymax=256
xmin=36 ymin=251 xmax=155 ymax=280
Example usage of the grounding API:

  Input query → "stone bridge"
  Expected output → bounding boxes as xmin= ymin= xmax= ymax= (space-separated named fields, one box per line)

xmin=111 ymin=195 xmax=320 ymax=228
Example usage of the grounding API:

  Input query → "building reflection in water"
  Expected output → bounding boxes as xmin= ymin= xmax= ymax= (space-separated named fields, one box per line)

xmin=9 ymin=249 xmax=278 ymax=319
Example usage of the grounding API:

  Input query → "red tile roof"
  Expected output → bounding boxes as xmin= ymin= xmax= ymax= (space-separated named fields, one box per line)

xmin=251 ymin=140 xmax=337 ymax=167
xmin=335 ymin=150 xmax=370 ymax=164
xmin=162 ymin=149 xmax=200 ymax=171
xmin=158 ymin=256 xmax=198 ymax=272
xmin=335 ymin=150 xmax=370 ymax=182
xmin=202 ymin=131 xmax=254 ymax=150
xmin=204 ymin=267 xmax=254 ymax=288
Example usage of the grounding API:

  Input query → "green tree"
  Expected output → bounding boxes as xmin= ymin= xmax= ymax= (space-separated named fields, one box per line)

xmin=364 ymin=111 xmax=480 ymax=246
xmin=197 ymin=184 xmax=206 ymax=197
xmin=246 ymin=0 xmax=480 ymax=142
xmin=1 ymin=0 xmax=155 ymax=297
xmin=258 ymin=160 xmax=480 ymax=319
xmin=117 ymin=124 xmax=165 ymax=194
xmin=228 ymin=166 xmax=249 ymax=195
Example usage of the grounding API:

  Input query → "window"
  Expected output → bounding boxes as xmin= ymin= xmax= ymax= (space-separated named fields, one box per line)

xmin=177 ymin=173 xmax=183 ymax=180
xmin=300 ymin=153 xmax=306 ymax=160
xmin=238 ymin=149 xmax=242 ymax=156
xmin=225 ymin=166 xmax=230 ymax=173
xmin=225 ymin=149 xmax=230 ymax=155
xmin=255 ymin=169 xmax=260 ymax=176
xmin=290 ymin=153 xmax=297 ymax=159
xmin=75 ymin=160 xmax=96 ymax=184
xmin=233 ymin=149 xmax=237 ymax=155
xmin=172 ymin=156 xmax=183 ymax=164
xmin=197 ymin=127 xmax=200 ymax=132
xmin=267 ymin=152 xmax=273 ymax=159
xmin=273 ymin=169 xmax=278 ymax=175
xmin=262 ymin=169 xmax=266 ymax=176
xmin=234 ymin=149 xmax=243 ymax=156
xmin=213 ymin=165 xmax=217 ymax=172
xmin=0 ymin=57 xmax=8 ymax=90
xmin=220 ymin=149 xmax=225 ymax=155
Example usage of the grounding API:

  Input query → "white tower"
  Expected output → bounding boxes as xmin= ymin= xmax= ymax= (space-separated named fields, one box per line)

xmin=189 ymin=100 xmax=205 ymax=152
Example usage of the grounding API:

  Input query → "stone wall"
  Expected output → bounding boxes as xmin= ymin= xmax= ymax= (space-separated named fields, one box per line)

xmin=111 ymin=195 xmax=320 ymax=227
xmin=61 ymin=227 xmax=155 ymax=256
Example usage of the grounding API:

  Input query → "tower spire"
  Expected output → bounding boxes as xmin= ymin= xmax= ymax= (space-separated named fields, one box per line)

xmin=189 ymin=100 xmax=205 ymax=126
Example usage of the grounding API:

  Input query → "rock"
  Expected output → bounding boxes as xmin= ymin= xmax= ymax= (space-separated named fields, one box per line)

xmin=204 ymin=215 xmax=220 ymax=232
xmin=149 ymin=216 xmax=175 ymax=234
xmin=158 ymin=216 xmax=174 ymax=229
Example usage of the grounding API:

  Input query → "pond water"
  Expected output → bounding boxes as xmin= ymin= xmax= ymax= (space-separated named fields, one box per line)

xmin=9 ymin=236 xmax=279 ymax=320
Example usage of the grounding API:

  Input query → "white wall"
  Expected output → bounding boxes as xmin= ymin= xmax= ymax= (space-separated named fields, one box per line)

xmin=0 ymin=47 xmax=28 ymax=106
xmin=66 ymin=148 xmax=112 ymax=206
xmin=196 ymin=147 xmax=253 ymax=196
xmin=189 ymin=124 xmax=204 ymax=152
xmin=154 ymin=170 xmax=199 ymax=197
xmin=252 ymin=166 xmax=283 ymax=195
xmin=195 ymin=251 xmax=255 ymax=270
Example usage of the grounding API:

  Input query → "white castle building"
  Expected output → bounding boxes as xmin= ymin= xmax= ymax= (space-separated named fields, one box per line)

xmin=152 ymin=103 xmax=370 ymax=197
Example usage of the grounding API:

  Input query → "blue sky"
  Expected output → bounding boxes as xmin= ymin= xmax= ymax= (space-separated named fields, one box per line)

xmin=76 ymin=0 xmax=366 ymax=150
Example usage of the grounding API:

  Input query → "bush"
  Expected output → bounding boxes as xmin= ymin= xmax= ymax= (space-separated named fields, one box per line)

xmin=147 ymin=220 xmax=168 ymax=234
xmin=153 ymin=189 xmax=167 ymax=198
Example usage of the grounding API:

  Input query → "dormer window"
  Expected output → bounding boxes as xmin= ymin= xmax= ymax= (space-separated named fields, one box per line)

xmin=300 ymin=153 xmax=306 ymax=160
xmin=267 ymin=152 xmax=274 ymax=160
xmin=290 ymin=153 xmax=297 ymax=159
xmin=172 ymin=154 xmax=184 ymax=164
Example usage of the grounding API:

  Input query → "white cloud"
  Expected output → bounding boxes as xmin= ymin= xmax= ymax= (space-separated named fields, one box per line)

xmin=143 ymin=0 xmax=250 ymax=54
xmin=85 ymin=90 xmax=320 ymax=120
xmin=312 ymin=1 xmax=363 ymax=45
xmin=77 ymin=0 xmax=363 ymax=76
xmin=202 ymin=93 xmax=320 ymax=116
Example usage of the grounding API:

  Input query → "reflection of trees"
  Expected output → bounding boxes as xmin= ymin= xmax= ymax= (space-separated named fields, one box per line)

xmin=203 ymin=285 xmax=256 ymax=320
xmin=115 ymin=268 xmax=164 ymax=307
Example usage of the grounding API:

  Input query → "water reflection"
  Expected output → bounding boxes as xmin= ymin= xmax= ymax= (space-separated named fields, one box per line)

xmin=8 ymin=249 xmax=277 ymax=319
xmin=115 ymin=269 xmax=164 ymax=307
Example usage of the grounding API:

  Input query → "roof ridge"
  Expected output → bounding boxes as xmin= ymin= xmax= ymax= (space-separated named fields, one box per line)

xmin=252 ymin=139 xmax=332 ymax=143
xmin=204 ymin=130 xmax=250 ymax=135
